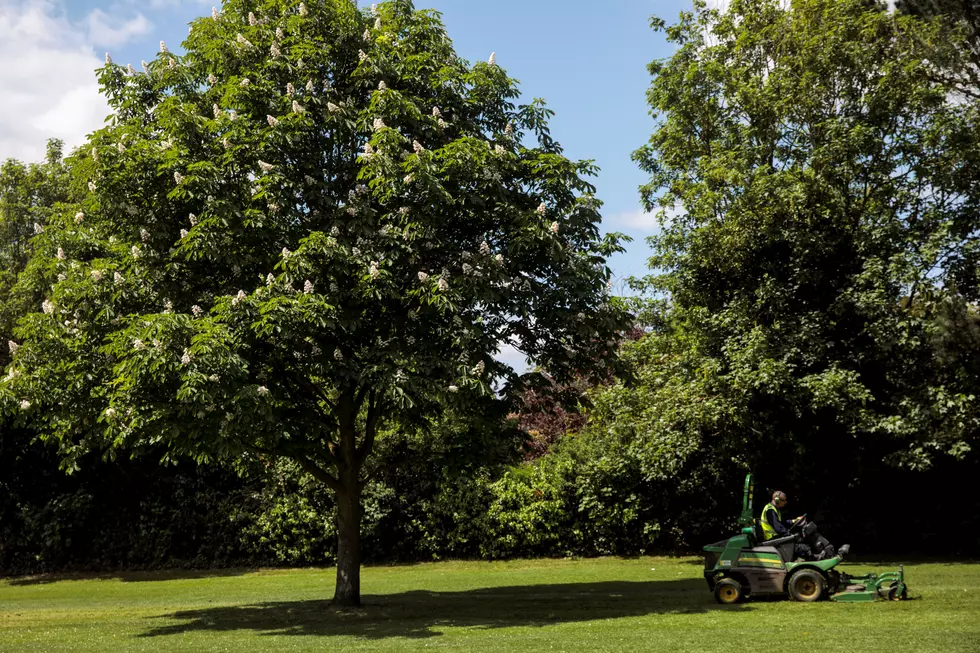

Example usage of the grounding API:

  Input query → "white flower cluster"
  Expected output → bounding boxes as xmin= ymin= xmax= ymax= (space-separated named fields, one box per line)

xmin=128 ymin=63 xmax=136 ymax=75
xmin=212 ymin=6 xmax=219 ymax=19
xmin=363 ymin=29 xmax=371 ymax=42
xmin=413 ymin=140 xmax=424 ymax=154
xmin=33 ymin=222 xmax=43 ymax=234
xmin=369 ymin=262 xmax=380 ymax=280
xmin=277 ymin=27 xmax=284 ymax=40
xmin=550 ymin=221 xmax=559 ymax=234
xmin=378 ymin=80 xmax=387 ymax=91
xmin=114 ymin=271 xmax=125 ymax=284
xmin=282 ymin=247 xmax=291 ymax=258
xmin=222 ymin=138 xmax=231 ymax=150
xmin=488 ymin=52 xmax=496 ymax=65
xmin=292 ymin=101 xmax=304 ymax=114
xmin=271 ymin=42 xmax=281 ymax=59
xmin=505 ymin=123 xmax=514 ymax=134
xmin=418 ymin=271 xmax=429 ymax=282
xmin=432 ymin=107 xmax=441 ymax=118
xmin=495 ymin=253 xmax=504 ymax=264
xmin=180 ymin=229 xmax=189 ymax=239
xmin=327 ymin=102 xmax=340 ymax=113
xmin=134 ymin=339 xmax=146 ymax=351
xmin=91 ymin=269 xmax=104 ymax=281
xmin=334 ymin=348 xmax=343 ymax=361
xmin=359 ymin=50 xmax=368 ymax=62
xmin=438 ymin=118 xmax=448 ymax=129
xmin=259 ymin=160 xmax=275 ymax=172
xmin=140 ymin=228 xmax=149 ymax=242
xmin=8 ymin=340 xmax=18 ymax=354
xmin=232 ymin=289 xmax=247 ymax=306
xmin=88 ymin=181 xmax=96 ymax=193
xmin=236 ymin=34 xmax=253 ymax=48
xmin=248 ymin=12 xmax=257 ymax=26
xmin=132 ymin=245 xmax=142 ymax=259
xmin=537 ymin=203 xmax=547 ymax=215
xmin=267 ymin=115 xmax=278 ymax=127
xmin=240 ymin=78 xmax=250 ymax=88
xmin=42 ymin=300 xmax=55 ymax=314
xmin=473 ymin=360 xmax=485 ymax=375
xmin=213 ymin=104 xmax=221 ymax=119
xmin=266 ymin=273 xmax=275 ymax=286
xmin=192 ymin=305 xmax=202 ymax=316
xmin=142 ymin=61 xmax=149 ymax=73
xmin=189 ymin=213 xmax=197 ymax=226
xmin=438 ymin=277 xmax=449 ymax=292
xmin=208 ymin=73 xmax=217 ymax=86
xmin=448 ymin=385 xmax=458 ymax=393
xmin=299 ymin=2 xmax=308 ymax=17
xmin=20 ymin=400 xmax=30 ymax=410
xmin=286 ymin=82 xmax=295 ymax=97
xmin=75 ymin=212 xmax=84 ymax=223
xmin=480 ymin=241 xmax=491 ymax=255
xmin=163 ymin=299 xmax=173 ymax=313
xmin=182 ymin=349 xmax=192 ymax=365
xmin=56 ymin=247 xmax=65 ymax=260
xmin=257 ymin=385 xmax=269 ymax=396
xmin=174 ymin=171 xmax=184 ymax=184
xmin=106 ymin=52 xmax=112 ymax=64
xmin=306 ymin=79 xmax=314 ymax=92
xmin=373 ymin=118 xmax=386 ymax=131
xmin=303 ymin=280 xmax=314 ymax=294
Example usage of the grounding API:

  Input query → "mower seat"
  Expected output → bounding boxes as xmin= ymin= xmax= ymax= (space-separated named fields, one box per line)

xmin=758 ymin=533 xmax=800 ymax=562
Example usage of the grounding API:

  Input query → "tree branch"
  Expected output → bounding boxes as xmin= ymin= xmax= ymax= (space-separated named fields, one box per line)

xmin=294 ymin=453 xmax=343 ymax=493
xmin=356 ymin=389 xmax=381 ymax=467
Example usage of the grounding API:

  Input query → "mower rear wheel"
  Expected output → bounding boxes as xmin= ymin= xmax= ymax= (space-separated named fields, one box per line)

xmin=788 ymin=569 xmax=825 ymax=602
xmin=887 ymin=583 xmax=908 ymax=601
xmin=714 ymin=578 xmax=744 ymax=605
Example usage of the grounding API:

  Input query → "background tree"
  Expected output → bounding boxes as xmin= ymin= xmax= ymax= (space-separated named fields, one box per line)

xmin=631 ymin=0 xmax=980 ymax=492
xmin=1 ymin=0 xmax=626 ymax=605
xmin=896 ymin=0 xmax=980 ymax=96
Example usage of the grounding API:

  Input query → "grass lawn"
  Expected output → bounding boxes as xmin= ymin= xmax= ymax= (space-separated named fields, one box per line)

xmin=1 ymin=557 xmax=978 ymax=652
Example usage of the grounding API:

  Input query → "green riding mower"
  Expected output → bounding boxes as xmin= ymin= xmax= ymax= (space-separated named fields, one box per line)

xmin=703 ymin=474 xmax=909 ymax=604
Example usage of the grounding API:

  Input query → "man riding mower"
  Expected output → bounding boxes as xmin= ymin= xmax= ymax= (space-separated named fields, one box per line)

xmin=762 ymin=490 xmax=835 ymax=560
xmin=702 ymin=474 xmax=909 ymax=603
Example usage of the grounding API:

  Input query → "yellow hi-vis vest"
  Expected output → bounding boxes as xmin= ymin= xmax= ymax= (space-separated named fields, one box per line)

xmin=760 ymin=502 xmax=782 ymax=541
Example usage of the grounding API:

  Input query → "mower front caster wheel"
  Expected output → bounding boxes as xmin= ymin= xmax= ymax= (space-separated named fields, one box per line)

xmin=788 ymin=569 xmax=825 ymax=602
xmin=714 ymin=578 xmax=745 ymax=604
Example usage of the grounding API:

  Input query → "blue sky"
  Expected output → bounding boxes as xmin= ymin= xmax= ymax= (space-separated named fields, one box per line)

xmin=0 ymin=0 xmax=693 ymax=284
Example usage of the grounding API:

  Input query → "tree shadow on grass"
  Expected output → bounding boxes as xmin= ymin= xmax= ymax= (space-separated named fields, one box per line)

xmin=139 ymin=578 xmax=748 ymax=641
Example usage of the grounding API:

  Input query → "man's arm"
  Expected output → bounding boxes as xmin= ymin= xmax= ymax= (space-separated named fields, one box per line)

xmin=766 ymin=508 xmax=789 ymax=536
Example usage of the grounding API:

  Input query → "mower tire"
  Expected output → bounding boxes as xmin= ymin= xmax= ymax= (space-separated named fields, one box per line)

xmin=788 ymin=569 xmax=825 ymax=602
xmin=887 ymin=582 xmax=908 ymax=601
xmin=714 ymin=578 xmax=745 ymax=604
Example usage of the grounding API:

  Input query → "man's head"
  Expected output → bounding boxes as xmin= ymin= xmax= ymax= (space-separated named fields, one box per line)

xmin=772 ymin=491 xmax=788 ymax=509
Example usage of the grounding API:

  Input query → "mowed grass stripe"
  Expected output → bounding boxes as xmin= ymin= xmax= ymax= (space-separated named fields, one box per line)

xmin=1 ymin=558 xmax=978 ymax=652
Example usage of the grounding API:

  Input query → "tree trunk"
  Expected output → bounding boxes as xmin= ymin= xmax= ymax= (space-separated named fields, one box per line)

xmin=333 ymin=390 xmax=362 ymax=607
xmin=333 ymin=476 xmax=362 ymax=606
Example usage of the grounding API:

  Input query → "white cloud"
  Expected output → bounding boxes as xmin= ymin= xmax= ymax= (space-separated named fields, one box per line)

xmin=85 ymin=8 xmax=151 ymax=48
xmin=607 ymin=205 xmax=683 ymax=233
xmin=0 ymin=1 xmax=150 ymax=163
